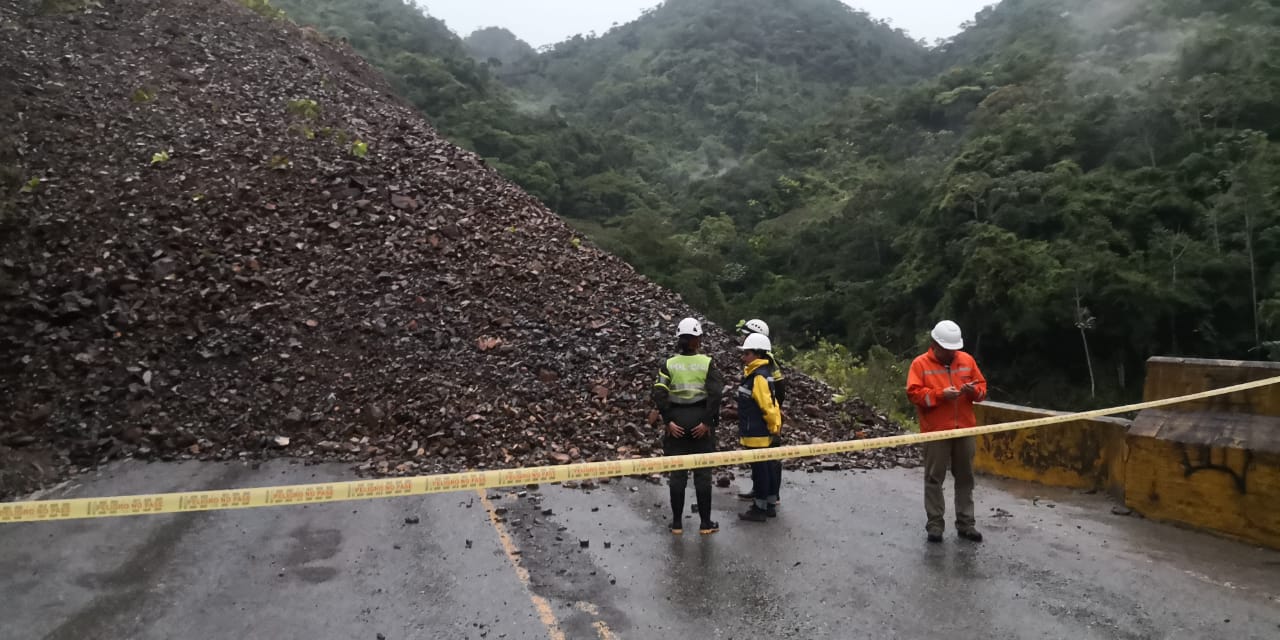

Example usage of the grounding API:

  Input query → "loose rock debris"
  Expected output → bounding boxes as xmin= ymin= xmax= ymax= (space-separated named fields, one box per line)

xmin=0 ymin=0 xmax=912 ymax=499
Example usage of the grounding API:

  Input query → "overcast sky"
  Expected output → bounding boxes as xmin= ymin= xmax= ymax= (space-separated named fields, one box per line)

xmin=419 ymin=0 xmax=996 ymax=48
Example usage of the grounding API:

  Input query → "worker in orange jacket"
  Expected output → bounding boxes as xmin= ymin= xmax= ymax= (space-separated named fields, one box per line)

xmin=906 ymin=320 xmax=987 ymax=543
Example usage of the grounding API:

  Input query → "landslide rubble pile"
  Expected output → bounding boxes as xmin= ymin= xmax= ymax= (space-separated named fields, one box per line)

xmin=0 ymin=0 xmax=913 ymax=497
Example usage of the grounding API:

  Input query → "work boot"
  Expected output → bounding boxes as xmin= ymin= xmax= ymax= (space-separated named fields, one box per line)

xmin=927 ymin=531 xmax=943 ymax=543
xmin=699 ymin=520 xmax=720 ymax=535
xmin=670 ymin=520 xmax=683 ymax=535
xmin=737 ymin=491 xmax=754 ymax=501
xmin=958 ymin=529 xmax=983 ymax=542
xmin=738 ymin=506 xmax=769 ymax=522
xmin=766 ymin=505 xmax=777 ymax=518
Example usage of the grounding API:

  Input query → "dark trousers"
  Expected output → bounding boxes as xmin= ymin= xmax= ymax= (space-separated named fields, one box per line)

xmin=747 ymin=446 xmax=781 ymax=510
xmin=770 ymin=437 xmax=782 ymax=501
xmin=664 ymin=434 xmax=715 ymax=524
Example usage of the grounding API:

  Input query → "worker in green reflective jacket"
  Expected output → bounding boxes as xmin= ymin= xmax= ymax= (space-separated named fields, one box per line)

xmin=652 ymin=317 xmax=724 ymax=535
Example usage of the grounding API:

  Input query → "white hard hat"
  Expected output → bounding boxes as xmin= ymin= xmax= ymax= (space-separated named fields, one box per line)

xmin=676 ymin=317 xmax=703 ymax=337
xmin=738 ymin=318 xmax=770 ymax=337
xmin=739 ymin=332 xmax=772 ymax=352
xmin=930 ymin=320 xmax=964 ymax=350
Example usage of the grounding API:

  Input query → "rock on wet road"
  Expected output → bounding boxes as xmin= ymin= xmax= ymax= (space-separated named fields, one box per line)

xmin=1 ymin=461 xmax=1278 ymax=639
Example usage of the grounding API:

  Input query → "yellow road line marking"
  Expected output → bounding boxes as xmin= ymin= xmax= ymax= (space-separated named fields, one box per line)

xmin=574 ymin=602 xmax=618 ymax=639
xmin=477 ymin=489 xmax=566 ymax=640
xmin=593 ymin=620 xmax=619 ymax=640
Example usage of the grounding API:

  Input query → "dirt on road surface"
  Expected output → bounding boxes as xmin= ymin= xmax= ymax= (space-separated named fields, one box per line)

xmin=2 ymin=461 xmax=1278 ymax=640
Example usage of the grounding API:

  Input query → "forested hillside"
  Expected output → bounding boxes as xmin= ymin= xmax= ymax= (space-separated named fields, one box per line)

xmin=270 ymin=0 xmax=1280 ymax=409
xmin=672 ymin=0 xmax=1280 ymax=406
xmin=501 ymin=0 xmax=930 ymax=175
xmin=464 ymin=26 xmax=535 ymax=68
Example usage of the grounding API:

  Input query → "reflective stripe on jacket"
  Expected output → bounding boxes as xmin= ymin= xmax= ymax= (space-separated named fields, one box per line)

xmin=652 ymin=354 xmax=723 ymax=430
xmin=765 ymin=351 xmax=787 ymax=405
xmin=905 ymin=349 xmax=987 ymax=433
xmin=738 ymin=359 xmax=781 ymax=448
xmin=655 ymin=354 xmax=712 ymax=404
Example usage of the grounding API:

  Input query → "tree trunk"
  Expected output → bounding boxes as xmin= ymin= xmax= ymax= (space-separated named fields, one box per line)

xmin=1170 ymin=245 xmax=1177 ymax=352
xmin=1246 ymin=209 xmax=1261 ymax=351
xmin=1075 ymin=288 xmax=1096 ymax=399
xmin=1080 ymin=327 xmax=1096 ymax=399
xmin=1168 ymin=239 xmax=1187 ymax=354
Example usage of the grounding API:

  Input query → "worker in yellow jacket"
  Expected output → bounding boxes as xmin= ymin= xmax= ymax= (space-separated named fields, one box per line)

xmin=736 ymin=332 xmax=782 ymax=522
xmin=735 ymin=318 xmax=787 ymax=503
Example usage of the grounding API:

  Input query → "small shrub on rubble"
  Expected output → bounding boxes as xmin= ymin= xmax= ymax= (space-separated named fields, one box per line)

xmin=238 ymin=0 xmax=285 ymax=21
xmin=288 ymin=124 xmax=317 ymax=140
xmin=286 ymin=98 xmax=320 ymax=120
xmin=130 ymin=88 xmax=156 ymax=104
xmin=791 ymin=341 xmax=916 ymax=429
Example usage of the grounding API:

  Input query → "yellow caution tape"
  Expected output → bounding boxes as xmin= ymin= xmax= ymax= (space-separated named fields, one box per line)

xmin=3 ymin=376 xmax=1278 ymax=524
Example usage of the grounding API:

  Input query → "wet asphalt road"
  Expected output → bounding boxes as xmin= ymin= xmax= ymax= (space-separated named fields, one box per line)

xmin=2 ymin=460 xmax=1278 ymax=640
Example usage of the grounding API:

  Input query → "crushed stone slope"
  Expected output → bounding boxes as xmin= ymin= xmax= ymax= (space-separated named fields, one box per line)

xmin=0 ymin=0 xmax=911 ymax=497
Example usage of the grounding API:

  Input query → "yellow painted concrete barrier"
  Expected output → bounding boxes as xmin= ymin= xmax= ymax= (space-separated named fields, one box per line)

xmin=1124 ymin=357 xmax=1280 ymax=548
xmin=974 ymin=357 xmax=1280 ymax=549
xmin=974 ymin=403 xmax=1128 ymax=497
xmin=1143 ymin=357 xmax=1280 ymax=416
xmin=1124 ymin=409 xmax=1280 ymax=548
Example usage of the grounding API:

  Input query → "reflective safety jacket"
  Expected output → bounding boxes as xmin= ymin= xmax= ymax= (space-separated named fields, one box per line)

xmin=906 ymin=349 xmax=988 ymax=433
xmin=732 ymin=323 xmax=787 ymax=403
xmin=653 ymin=353 xmax=723 ymax=430
xmin=738 ymin=359 xmax=782 ymax=448
xmin=763 ymin=352 xmax=787 ymax=405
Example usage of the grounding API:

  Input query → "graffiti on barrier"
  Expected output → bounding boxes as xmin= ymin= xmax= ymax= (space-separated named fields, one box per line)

xmin=1179 ymin=443 xmax=1251 ymax=494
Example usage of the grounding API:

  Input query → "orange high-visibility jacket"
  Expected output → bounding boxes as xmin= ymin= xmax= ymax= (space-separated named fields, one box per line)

xmin=906 ymin=349 xmax=987 ymax=433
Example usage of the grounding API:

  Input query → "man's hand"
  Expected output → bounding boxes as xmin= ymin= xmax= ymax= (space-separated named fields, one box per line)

xmin=691 ymin=423 xmax=709 ymax=439
xmin=667 ymin=422 xmax=686 ymax=438
xmin=961 ymin=382 xmax=979 ymax=398
xmin=942 ymin=386 xmax=962 ymax=400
